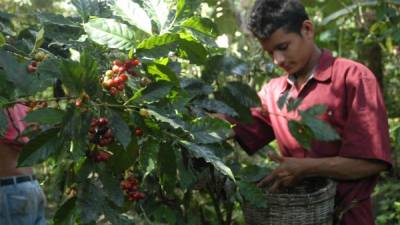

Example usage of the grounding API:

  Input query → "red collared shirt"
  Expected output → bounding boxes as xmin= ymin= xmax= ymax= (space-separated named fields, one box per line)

xmin=231 ymin=50 xmax=391 ymax=225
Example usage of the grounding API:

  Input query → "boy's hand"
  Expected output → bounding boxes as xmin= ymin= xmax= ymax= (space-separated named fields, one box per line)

xmin=257 ymin=152 xmax=308 ymax=192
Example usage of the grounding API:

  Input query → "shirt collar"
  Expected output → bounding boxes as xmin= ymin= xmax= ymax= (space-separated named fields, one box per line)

xmin=280 ymin=49 xmax=335 ymax=93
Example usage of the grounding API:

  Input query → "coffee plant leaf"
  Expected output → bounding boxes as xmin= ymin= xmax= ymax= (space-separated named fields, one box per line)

xmin=136 ymin=81 xmax=174 ymax=103
xmin=175 ymin=0 xmax=202 ymax=21
xmin=99 ymin=168 xmax=125 ymax=207
xmin=300 ymin=111 xmax=340 ymax=141
xmin=107 ymin=142 xmax=138 ymax=173
xmin=146 ymin=108 xmax=186 ymax=130
xmin=142 ymin=0 xmax=170 ymax=32
xmin=36 ymin=58 xmax=62 ymax=81
xmin=0 ymin=33 xmax=5 ymax=46
xmin=225 ymin=81 xmax=260 ymax=108
xmin=139 ymin=137 xmax=159 ymax=175
xmin=37 ymin=12 xmax=80 ymax=27
xmin=0 ymin=50 xmax=42 ymax=95
xmin=137 ymin=33 xmax=180 ymax=58
xmin=189 ymin=117 xmax=232 ymax=144
xmin=106 ymin=109 xmax=132 ymax=149
xmin=193 ymin=98 xmax=238 ymax=117
xmin=25 ymin=108 xmax=65 ymax=126
xmin=53 ymin=197 xmax=78 ymax=225
xmin=302 ymin=104 xmax=327 ymax=117
xmin=61 ymin=109 xmax=91 ymax=159
xmin=111 ymin=0 xmax=153 ymax=35
xmin=104 ymin=206 xmax=134 ymax=225
xmin=83 ymin=18 xmax=135 ymax=50
xmin=215 ymin=86 xmax=253 ymax=123
xmin=287 ymin=120 xmax=313 ymax=150
xmin=0 ymin=70 xmax=15 ymax=99
xmin=71 ymin=0 xmax=100 ymax=22
xmin=0 ymin=110 xmax=7 ymax=136
xmin=18 ymin=128 xmax=63 ymax=167
xmin=177 ymin=38 xmax=207 ymax=65
xmin=180 ymin=140 xmax=235 ymax=181
xmin=180 ymin=16 xmax=218 ymax=38
xmin=145 ymin=62 xmax=179 ymax=84
xmin=158 ymin=141 xmax=177 ymax=193
xmin=78 ymin=180 xmax=105 ymax=224
xmin=239 ymin=181 xmax=267 ymax=208
xmin=180 ymin=78 xmax=213 ymax=98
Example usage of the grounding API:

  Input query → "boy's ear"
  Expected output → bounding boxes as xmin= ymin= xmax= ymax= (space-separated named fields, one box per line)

xmin=301 ymin=20 xmax=314 ymax=39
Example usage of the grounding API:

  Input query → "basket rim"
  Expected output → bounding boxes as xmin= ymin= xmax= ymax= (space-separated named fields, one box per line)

xmin=261 ymin=178 xmax=336 ymax=207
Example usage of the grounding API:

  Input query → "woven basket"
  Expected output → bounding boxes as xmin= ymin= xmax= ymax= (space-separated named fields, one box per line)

xmin=242 ymin=177 xmax=336 ymax=225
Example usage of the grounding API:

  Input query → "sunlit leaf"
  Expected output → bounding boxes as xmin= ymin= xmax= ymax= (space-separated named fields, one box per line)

xmin=83 ymin=18 xmax=135 ymax=50
xmin=180 ymin=140 xmax=235 ymax=181
xmin=111 ymin=0 xmax=152 ymax=34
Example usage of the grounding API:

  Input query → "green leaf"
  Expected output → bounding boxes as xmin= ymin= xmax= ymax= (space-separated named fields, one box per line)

xmin=180 ymin=140 xmax=235 ymax=181
xmin=145 ymin=108 xmax=185 ymax=130
xmin=300 ymin=112 xmax=340 ymax=142
xmin=31 ymin=27 xmax=44 ymax=52
xmin=287 ymin=98 xmax=303 ymax=112
xmin=104 ymin=206 xmax=134 ymax=225
xmin=0 ymin=110 xmax=7 ymax=136
xmin=37 ymin=12 xmax=80 ymax=27
xmin=53 ymin=197 xmax=77 ymax=225
xmin=180 ymin=78 xmax=213 ymax=97
xmin=137 ymin=33 xmax=179 ymax=58
xmin=177 ymin=38 xmax=207 ymax=65
xmin=139 ymin=137 xmax=159 ymax=175
xmin=181 ymin=17 xmax=218 ymax=37
xmin=302 ymin=104 xmax=327 ymax=117
xmin=0 ymin=50 xmax=42 ymax=95
xmin=239 ymin=181 xmax=267 ymax=208
xmin=71 ymin=0 xmax=100 ymax=22
xmin=158 ymin=142 xmax=177 ymax=193
xmin=78 ymin=180 xmax=105 ymax=224
xmin=204 ymin=55 xmax=249 ymax=79
xmin=138 ymin=81 xmax=174 ymax=102
xmin=216 ymin=82 xmax=260 ymax=123
xmin=142 ymin=0 xmax=170 ymax=32
xmin=37 ymin=58 xmax=62 ymax=79
xmin=18 ymin=128 xmax=63 ymax=166
xmin=175 ymin=0 xmax=201 ymax=20
xmin=99 ymin=169 xmax=125 ymax=207
xmin=61 ymin=109 xmax=91 ymax=159
xmin=225 ymin=82 xmax=260 ymax=108
xmin=0 ymin=33 xmax=5 ymax=47
xmin=193 ymin=99 xmax=238 ymax=117
xmin=59 ymin=52 xmax=99 ymax=96
xmin=106 ymin=109 xmax=132 ymax=149
xmin=111 ymin=0 xmax=152 ymax=34
xmin=146 ymin=63 xmax=179 ymax=84
xmin=287 ymin=120 xmax=313 ymax=150
xmin=189 ymin=117 xmax=232 ymax=144
xmin=107 ymin=142 xmax=137 ymax=173
xmin=83 ymin=18 xmax=135 ymax=50
xmin=277 ymin=91 xmax=289 ymax=110
xmin=25 ymin=108 xmax=65 ymax=125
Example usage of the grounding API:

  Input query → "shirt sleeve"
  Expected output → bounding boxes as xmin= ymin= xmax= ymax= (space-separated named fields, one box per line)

xmin=225 ymin=84 xmax=275 ymax=155
xmin=338 ymin=65 xmax=392 ymax=166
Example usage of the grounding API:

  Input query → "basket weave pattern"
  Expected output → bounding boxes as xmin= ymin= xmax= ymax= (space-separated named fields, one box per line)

xmin=243 ymin=178 xmax=336 ymax=225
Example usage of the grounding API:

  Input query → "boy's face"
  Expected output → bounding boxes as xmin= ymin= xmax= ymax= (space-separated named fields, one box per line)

xmin=259 ymin=21 xmax=315 ymax=75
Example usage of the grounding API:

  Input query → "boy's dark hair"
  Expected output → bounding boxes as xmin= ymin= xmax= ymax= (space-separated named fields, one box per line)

xmin=247 ymin=0 xmax=309 ymax=40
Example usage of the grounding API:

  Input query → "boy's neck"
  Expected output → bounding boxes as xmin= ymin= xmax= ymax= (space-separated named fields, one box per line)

xmin=294 ymin=46 xmax=321 ymax=87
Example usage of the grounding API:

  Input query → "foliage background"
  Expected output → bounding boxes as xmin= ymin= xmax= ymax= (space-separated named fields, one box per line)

xmin=0 ymin=0 xmax=399 ymax=224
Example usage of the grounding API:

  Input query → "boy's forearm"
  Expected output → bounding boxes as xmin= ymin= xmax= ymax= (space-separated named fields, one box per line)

xmin=302 ymin=156 xmax=388 ymax=180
